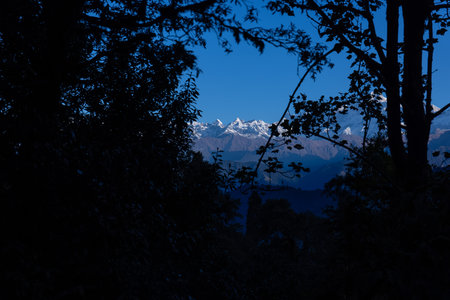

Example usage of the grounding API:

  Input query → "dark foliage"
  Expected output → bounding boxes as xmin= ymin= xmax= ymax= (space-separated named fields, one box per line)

xmin=325 ymin=144 xmax=450 ymax=299
xmin=244 ymin=0 xmax=450 ymax=298
xmin=244 ymin=192 xmax=335 ymax=299
xmin=264 ymin=0 xmax=450 ymax=187
xmin=0 ymin=1 xmax=245 ymax=298
xmin=1 ymin=0 xmax=450 ymax=299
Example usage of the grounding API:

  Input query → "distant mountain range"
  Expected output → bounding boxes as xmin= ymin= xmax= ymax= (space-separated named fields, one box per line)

xmin=192 ymin=103 xmax=450 ymax=190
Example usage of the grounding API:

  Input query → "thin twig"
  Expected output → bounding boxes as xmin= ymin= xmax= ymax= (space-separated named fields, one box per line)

xmin=307 ymin=0 xmax=383 ymax=78
xmin=253 ymin=46 xmax=337 ymax=181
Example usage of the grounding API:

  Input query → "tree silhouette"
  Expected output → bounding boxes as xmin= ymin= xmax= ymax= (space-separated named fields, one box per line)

xmin=0 ymin=1 xmax=260 ymax=298
xmin=255 ymin=1 xmax=450 ymax=297
xmin=2 ymin=0 xmax=450 ymax=298
xmin=264 ymin=0 xmax=450 ymax=189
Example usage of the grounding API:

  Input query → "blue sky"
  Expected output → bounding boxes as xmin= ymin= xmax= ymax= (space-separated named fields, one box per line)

xmin=193 ymin=8 xmax=450 ymax=124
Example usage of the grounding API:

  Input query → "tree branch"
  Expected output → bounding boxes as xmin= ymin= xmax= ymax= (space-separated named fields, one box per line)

xmin=432 ymin=102 xmax=450 ymax=119
xmin=253 ymin=46 xmax=337 ymax=178
xmin=82 ymin=0 xmax=217 ymax=29
xmin=306 ymin=0 xmax=383 ymax=79
xmin=425 ymin=16 xmax=435 ymax=129
xmin=362 ymin=1 xmax=386 ymax=62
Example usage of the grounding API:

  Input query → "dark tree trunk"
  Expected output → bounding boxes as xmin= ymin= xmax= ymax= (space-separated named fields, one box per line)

xmin=384 ymin=0 xmax=405 ymax=175
xmin=401 ymin=0 xmax=431 ymax=184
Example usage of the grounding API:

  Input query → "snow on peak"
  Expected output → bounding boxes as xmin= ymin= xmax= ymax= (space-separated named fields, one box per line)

xmin=431 ymin=104 xmax=440 ymax=113
xmin=225 ymin=118 xmax=271 ymax=138
xmin=213 ymin=119 xmax=224 ymax=128
xmin=192 ymin=118 xmax=271 ymax=139
xmin=343 ymin=127 xmax=352 ymax=135
xmin=191 ymin=104 xmax=449 ymax=140
xmin=230 ymin=117 xmax=244 ymax=126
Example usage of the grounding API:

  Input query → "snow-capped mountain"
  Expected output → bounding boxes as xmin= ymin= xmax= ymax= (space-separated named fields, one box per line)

xmin=191 ymin=117 xmax=362 ymax=189
xmin=192 ymin=118 xmax=270 ymax=139
xmin=192 ymin=117 xmax=360 ymax=160
xmin=431 ymin=106 xmax=450 ymax=137
xmin=192 ymin=105 xmax=450 ymax=189
xmin=192 ymin=101 xmax=450 ymax=143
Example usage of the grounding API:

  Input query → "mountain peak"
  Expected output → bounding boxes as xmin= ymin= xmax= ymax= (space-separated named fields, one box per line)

xmin=213 ymin=119 xmax=224 ymax=127
xmin=432 ymin=104 xmax=440 ymax=113
xmin=231 ymin=117 xmax=244 ymax=125
xmin=191 ymin=106 xmax=449 ymax=141
xmin=192 ymin=118 xmax=271 ymax=139
xmin=343 ymin=127 xmax=352 ymax=135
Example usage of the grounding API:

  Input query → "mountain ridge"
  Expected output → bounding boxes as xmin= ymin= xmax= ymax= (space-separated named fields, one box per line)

xmin=192 ymin=107 xmax=450 ymax=189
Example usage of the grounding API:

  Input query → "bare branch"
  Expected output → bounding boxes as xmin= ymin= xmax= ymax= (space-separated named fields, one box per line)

xmin=432 ymin=102 xmax=450 ymax=119
xmin=253 ymin=46 xmax=337 ymax=178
